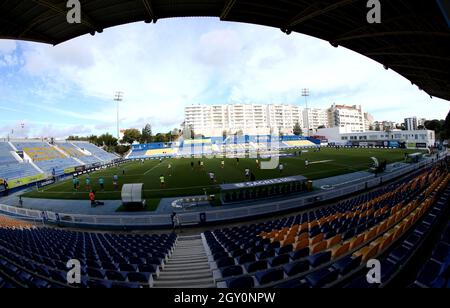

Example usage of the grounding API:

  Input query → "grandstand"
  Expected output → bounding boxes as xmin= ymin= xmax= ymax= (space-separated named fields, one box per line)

xmin=72 ymin=142 xmax=118 ymax=162
xmin=0 ymin=141 xmax=119 ymax=189
xmin=0 ymin=142 xmax=41 ymax=181
xmin=205 ymin=164 xmax=450 ymax=288
xmin=127 ymin=135 xmax=319 ymax=159
xmin=0 ymin=159 xmax=448 ymax=288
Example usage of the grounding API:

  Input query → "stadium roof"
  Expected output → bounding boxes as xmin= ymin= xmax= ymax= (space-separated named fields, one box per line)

xmin=1 ymin=0 xmax=450 ymax=101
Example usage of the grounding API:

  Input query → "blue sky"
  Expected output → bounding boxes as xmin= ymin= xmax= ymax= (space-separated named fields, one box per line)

xmin=0 ymin=18 xmax=449 ymax=139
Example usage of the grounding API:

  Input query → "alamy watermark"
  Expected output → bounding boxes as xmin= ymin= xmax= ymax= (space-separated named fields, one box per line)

xmin=66 ymin=0 xmax=381 ymax=25
xmin=366 ymin=259 xmax=382 ymax=284
xmin=66 ymin=0 xmax=81 ymax=24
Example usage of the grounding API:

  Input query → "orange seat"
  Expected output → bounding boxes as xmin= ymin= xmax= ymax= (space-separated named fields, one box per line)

xmin=331 ymin=242 xmax=350 ymax=259
xmin=310 ymin=233 xmax=324 ymax=245
xmin=349 ymin=234 xmax=365 ymax=250
xmin=311 ymin=241 xmax=328 ymax=254
xmin=327 ymin=234 xmax=342 ymax=249
xmin=293 ymin=238 xmax=309 ymax=251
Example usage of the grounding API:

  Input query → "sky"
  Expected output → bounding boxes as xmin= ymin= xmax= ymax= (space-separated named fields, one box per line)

xmin=0 ymin=18 xmax=449 ymax=139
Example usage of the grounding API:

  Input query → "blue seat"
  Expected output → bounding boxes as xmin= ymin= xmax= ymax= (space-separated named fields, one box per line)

xmin=221 ymin=265 xmax=244 ymax=278
xmin=332 ymin=255 xmax=362 ymax=276
xmin=276 ymin=244 xmax=293 ymax=255
xmin=226 ymin=276 xmax=254 ymax=288
xmin=256 ymin=250 xmax=275 ymax=260
xmin=127 ymin=272 xmax=151 ymax=284
xmin=213 ymin=251 xmax=229 ymax=261
xmin=217 ymin=257 xmax=235 ymax=268
xmin=388 ymin=245 xmax=410 ymax=264
xmin=274 ymin=279 xmax=310 ymax=288
xmin=105 ymin=270 xmax=126 ymax=282
xmin=289 ymin=247 xmax=309 ymax=260
xmin=269 ymin=254 xmax=290 ymax=267
xmin=305 ymin=267 xmax=339 ymax=288
xmin=87 ymin=268 xmax=106 ymax=279
xmin=87 ymin=279 xmax=112 ymax=288
xmin=245 ymin=260 xmax=268 ymax=273
xmin=237 ymin=253 xmax=255 ymax=265
xmin=307 ymin=251 xmax=331 ymax=268
xmin=255 ymin=268 xmax=284 ymax=285
xmin=111 ymin=282 xmax=141 ymax=288
xmin=416 ymin=260 xmax=442 ymax=287
xmin=283 ymin=260 xmax=310 ymax=276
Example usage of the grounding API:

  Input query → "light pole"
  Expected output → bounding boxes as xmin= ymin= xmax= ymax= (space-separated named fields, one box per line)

xmin=302 ymin=88 xmax=310 ymax=137
xmin=114 ymin=92 xmax=124 ymax=140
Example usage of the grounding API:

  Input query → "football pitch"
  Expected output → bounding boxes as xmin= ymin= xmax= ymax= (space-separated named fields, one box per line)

xmin=22 ymin=148 xmax=421 ymax=204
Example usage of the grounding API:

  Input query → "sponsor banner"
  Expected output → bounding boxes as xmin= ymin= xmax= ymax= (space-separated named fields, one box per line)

xmin=9 ymin=174 xmax=46 ymax=189
xmin=64 ymin=167 xmax=76 ymax=174
xmin=37 ymin=178 xmax=56 ymax=189
xmin=220 ymin=175 xmax=307 ymax=191
xmin=416 ymin=143 xmax=427 ymax=149
xmin=75 ymin=166 xmax=86 ymax=173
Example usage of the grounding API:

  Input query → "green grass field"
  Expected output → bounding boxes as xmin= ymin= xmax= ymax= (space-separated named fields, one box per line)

xmin=22 ymin=148 xmax=421 ymax=203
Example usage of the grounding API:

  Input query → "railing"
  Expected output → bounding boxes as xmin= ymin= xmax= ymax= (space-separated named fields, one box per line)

xmin=0 ymin=152 xmax=447 ymax=229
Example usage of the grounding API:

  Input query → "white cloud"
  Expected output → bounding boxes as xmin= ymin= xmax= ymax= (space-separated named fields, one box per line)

xmin=8 ymin=18 xmax=450 ymax=138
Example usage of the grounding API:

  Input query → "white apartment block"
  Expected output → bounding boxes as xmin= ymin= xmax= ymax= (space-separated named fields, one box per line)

xmin=328 ymin=104 xmax=365 ymax=133
xmin=184 ymin=104 xmax=305 ymax=136
xmin=404 ymin=117 xmax=418 ymax=131
xmin=303 ymin=108 xmax=330 ymax=132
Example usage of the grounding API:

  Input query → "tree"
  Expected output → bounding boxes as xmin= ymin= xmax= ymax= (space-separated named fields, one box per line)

xmin=97 ymin=133 xmax=118 ymax=147
xmin=293 ymin=122 xmax=303 ymax=136
xmin=140 ymin=123 xmax=153 ymax=144
xmin=120 ymin=128 xmax=141 ymax=145
xmin=442 ymin=110 xmax=450 ymax=141
xmin=317 ymin=125 xmax=326 ymax=129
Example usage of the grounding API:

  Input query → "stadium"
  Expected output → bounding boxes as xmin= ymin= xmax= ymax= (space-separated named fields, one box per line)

xmin=0 ymin=0 xmax=450 ymax=294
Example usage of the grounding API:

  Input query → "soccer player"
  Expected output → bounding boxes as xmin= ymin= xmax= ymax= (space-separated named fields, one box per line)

xmin=221 ymin=160 xmax=225 ymax=169
xmin=113 ymin=174 xmax=119 ymax=190
xmin=256 ymin=159 xmax=260 ymax=169
xmin=305 ymin=160 xmax=309 ymax=168
xmin=98 ymin=177 xmax=105 ymax=191
xmin=245 ymin=168 xmax=250 ymax=180
xmin=85 ymin=176 xmax=91 ymax=190
xmin=160 ymin=175 xmax=166 ymax=188
xmin=209 ymin=172 xmax=216 ymax=183
xmin=236 ymin=157 xmax=240 ymax=165
xmin=279 ymin=163 xmax=284 ymax=174
xmin=72 ymin=176 xmax=78 ymax=191
xmin=191 ymin=161 xmax=194 ymax=170
xmin=168 ymin=163 xmax=172 ymax=176
xmin=200 ymin=161 xmax=204 ymax=169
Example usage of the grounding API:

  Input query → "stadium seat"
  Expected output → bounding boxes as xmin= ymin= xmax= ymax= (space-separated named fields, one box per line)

xmin=255 ymin=268 xmax=285 ymax=285
xmin=307 ymin=251 xmax=331 ymax=268
xmin=283 ymin=260 xmax=310 ymax=277
xmin=226 ymin=276 xmax=255 ymax=288
xmin=305 ymin=267 xmax=339 ymax=288
xmin=245 ymin=260 xmax=268 ymax=273
xmin=221 ymin=265 xmax=244 ymax=278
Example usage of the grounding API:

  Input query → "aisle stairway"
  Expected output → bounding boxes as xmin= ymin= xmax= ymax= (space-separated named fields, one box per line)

xmin=154 ymin=234 xmax=215 ymax=288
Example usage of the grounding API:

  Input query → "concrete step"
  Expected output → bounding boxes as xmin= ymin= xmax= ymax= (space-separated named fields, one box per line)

xmin=170 ymin=254 xmax=208 ymax=260
xmin=165 ymin=260 xmax=209 ymax=268
xmin=163 ymin=263 xmax=211 ymax=271
xmin=154 ymin=283 xmax=215 ymax=289
xmin=154 ymin=277 xmax=214 ymax=287
xmin=158 ymin=272 xmax=213 ymax=281
xmin=157 ymin=268 xmax=213 ymax=277
xmin=169 ymin=258 xmax=208 ymax=264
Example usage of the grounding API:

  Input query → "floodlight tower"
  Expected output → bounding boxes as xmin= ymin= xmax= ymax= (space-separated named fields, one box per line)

xmin=114 ymin=91 xmax=124 ymax=140
xmin=302 ymin=88 xmax=310 ymax=137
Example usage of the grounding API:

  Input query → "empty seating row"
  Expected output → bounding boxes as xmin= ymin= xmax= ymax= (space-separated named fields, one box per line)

xmin=205 ymin=165 xmax=448 ymax=288
xmin=0 ymin=227 xmax=177 ymax=288
xmin=72 ymin=142 xmax=117 ymax=162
